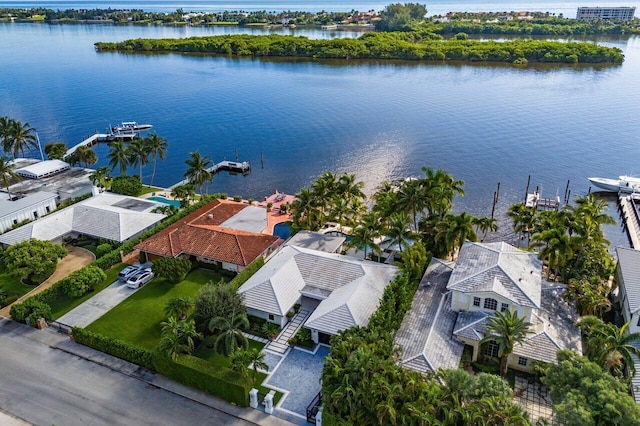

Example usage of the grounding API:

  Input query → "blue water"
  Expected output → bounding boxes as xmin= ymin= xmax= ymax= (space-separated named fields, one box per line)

xmin=273 ymin=221 xmax=293 ymax=240
xmin=0 ymin=19 xmax=637 ymax=246
xmin=148 ymin=196 xmax=181 ymax=207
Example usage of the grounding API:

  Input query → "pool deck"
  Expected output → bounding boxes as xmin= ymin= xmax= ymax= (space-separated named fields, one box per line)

xmin=259 ymin=191 xmax=295 ymax=236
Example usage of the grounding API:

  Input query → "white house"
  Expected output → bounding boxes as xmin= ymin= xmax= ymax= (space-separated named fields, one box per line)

xmin=0 ymin=191 xmax=58 ymax=233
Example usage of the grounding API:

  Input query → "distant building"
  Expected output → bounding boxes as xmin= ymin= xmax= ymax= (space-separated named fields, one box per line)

xmin=576 ymin=7 xmax=636 ymax=21
xmin=0 ymin=191 xmax=58 ymax=233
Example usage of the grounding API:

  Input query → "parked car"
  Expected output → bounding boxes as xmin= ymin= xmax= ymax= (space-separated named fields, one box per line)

xmin=118 ymin=265 xmax=143 ymax=282
xmin=126 ymin=270 xmax=155 ymax=289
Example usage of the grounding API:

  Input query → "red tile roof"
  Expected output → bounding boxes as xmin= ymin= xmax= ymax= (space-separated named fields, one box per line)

xmin=135 ymin=200 xmax=281 ymax=267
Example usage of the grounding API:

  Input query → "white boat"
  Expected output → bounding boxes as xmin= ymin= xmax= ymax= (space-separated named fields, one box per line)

xmin=111 ymin=121 xmax=153 ymax=133
xmin=588 ymin=175 xmax=640 ymax=193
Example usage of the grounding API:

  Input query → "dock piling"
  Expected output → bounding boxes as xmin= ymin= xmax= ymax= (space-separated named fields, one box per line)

xmin=524 ymin=175 xmax=531 ymax=202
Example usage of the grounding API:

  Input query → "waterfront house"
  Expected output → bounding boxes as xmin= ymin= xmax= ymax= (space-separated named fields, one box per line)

xmin=237 ymin=245 xmax=397 ymax=342
xmin=135 ymin=199 xmax=281 ymax=273
xmin=0 ymin=191 xmax=58 ymax=233
xmin=0 ymin=193 xmax=165 ymax=247
xmin=395 ymin=241 xmax=581 ymax=373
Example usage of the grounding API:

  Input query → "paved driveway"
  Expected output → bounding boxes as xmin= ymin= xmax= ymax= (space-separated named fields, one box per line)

xmin=57 ymin=280 xmax=140 ymax=327
xmin=263 ymin=345 xmax=330 ymax=418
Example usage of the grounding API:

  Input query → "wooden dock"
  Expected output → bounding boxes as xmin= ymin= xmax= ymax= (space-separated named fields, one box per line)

xmin=619 ymin=193 xmax=640 ymax=249
xmin=168 ymin=160 xmax=251 ymax=190
xmin=525 ymin=191 xmax=560 ymax=211
xmin=64 ymin=131 xmax=139 ymax=159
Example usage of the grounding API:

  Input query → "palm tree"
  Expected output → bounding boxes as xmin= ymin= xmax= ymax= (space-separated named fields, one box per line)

xmin=0 ymin=157 xmax=20 ymax=200
xmin=208 ymin=311 xmax=249 ymax=356
xmin=164 ymin=297 xmax=194 ymax=320
xmin=0 ymin=116 xmax=14 ymax=156
xmin=435 ymin=212 xmax=477 ymax=259
xmin=170 ymin=183 xmax=195 ymax=208
xmin=348 ymin=212 xmax=382 ymax=260
xmin=312 ymin=171 xmax=337 ymax=219
xmin=145 ymin=133 xmax=168 ymax=188
xmin=89 ymin=166 xmax=111 ymax=191
xmin=576 ymin=316 xmax=640 ymax=377
xmin=531 ymin=226 xmax=574 ymax=280
xmin=231 ymin=348 xmax=269 ymax=388
xmin=291 ymin=187 xmax=320 ymax=230
xmin=481 ymin=310 xmax=532 ymax=377
xmin=9 ymin=120 xmax=37 ymax=159
xmin=472 ymin=216 xmax=499 ymax=242
xmin=507 ymin=202 xmax=536 ymax=247
xmin=337 ymin=173 xmax=365 ymax=203
xmin=107 ymin=140 xmax=130 ymax=174
xmin=184 ymin=151 xmax=213 ymax=194
xmin=384 ymin=212 xmax=415 ymax=253
xmin=158 ymin=317 xmax=201 ymax=360
xmin=74 ymin=145 xmax=98 ymax=168
xmin=564 ymin=278 xmax=612 ymax=318
xmin=422 ymin=167 xmax=464 ymax=219
xmin=127 ymin=139 xmax=150 ymax=181
xmin=396 ymin=178 xmax=426 ymax=230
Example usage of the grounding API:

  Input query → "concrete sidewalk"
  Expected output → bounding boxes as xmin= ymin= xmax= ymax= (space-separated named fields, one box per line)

xmin=0 ymin=319 xmax=299 ymax=426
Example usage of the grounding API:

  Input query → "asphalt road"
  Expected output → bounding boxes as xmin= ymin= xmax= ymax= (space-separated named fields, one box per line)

xmin=0 ymin=328 xmax=255 ymax=426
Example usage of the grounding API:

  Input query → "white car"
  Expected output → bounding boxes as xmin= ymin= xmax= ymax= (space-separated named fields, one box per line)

xmin=126 ymin=270 xmax=154 ymax=289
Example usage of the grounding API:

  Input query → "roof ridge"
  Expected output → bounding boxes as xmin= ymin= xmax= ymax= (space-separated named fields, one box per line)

xmin=495 ymin=260 xmax=540 ymax=307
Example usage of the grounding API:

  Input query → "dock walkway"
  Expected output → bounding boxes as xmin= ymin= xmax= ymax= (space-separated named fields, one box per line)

xmin=168 ymin=160 xmax=251 ymax=190
xmin=619 ymin=193 xmax=640 ymax=249
xmin=64 ymin=131 xmax=138 ymax=159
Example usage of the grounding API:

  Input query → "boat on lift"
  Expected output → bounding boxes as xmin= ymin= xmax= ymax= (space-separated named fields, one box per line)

xmin=111 ymin=121 xmax=153 ymax=134
xmin=587 ymin=175 xmax=640 ymax=193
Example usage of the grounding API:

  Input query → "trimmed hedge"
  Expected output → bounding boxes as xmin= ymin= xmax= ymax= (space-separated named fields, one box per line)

xmin=72 ymin=327 xmax=154 ymax=369
xmin=111 ymin=175 xmax=143 ymax=196
xmin=154 ymin=353 xmax=250 ymax=406
xmin=229 ymin=256 xmax=264 ymax=290
xmin=72 ymin=327 xmax=250 ymax=406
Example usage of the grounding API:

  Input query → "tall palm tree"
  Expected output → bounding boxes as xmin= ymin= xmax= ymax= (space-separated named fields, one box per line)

xmin=0 ymin=116 xmax=14 ymax=156
xmin=564 ymin=278 xmax=612 ymax=319
xmin=127 ymin=138 xmax=150 ymax=181
xmin=422 ymin=167 xmax=465 ymax=219
xmin=396 ymin=178 xmax=426 ymax=230
xmin=0 ymin=157 xmax=21 ymax=199
xmin=576 ymin=316 xmax=640 ymax=377
xmin=208 ymin=311 xmax=249 ymax=356
xmin=312 ymin=171 xmax=337 ymax=219
xmin=74 ymin=145 xmax=98 ymax=168
xmin=107 ymin=140 xmax=130 ymax=174
xmin=435 ymin=212 xmax=477 ymax=259
xmin=348 ymin=212 xmax=382 ymax=260
xmin=337 ymin=173 xmax=365 ymax=203
xmin=9 ymin=120 xmax=38 ymax=159
xmin=481 ymin=310 xmax=532 ymax=377
xmin=472 ymin=216 xmax=499 ymax=242
xmin=164 ymin=297 xmax=194 ymax=320
xmin=531 ymin=226 xmax=574 ymax=280
xmin=507 ymin=202 xmax=536 ymax=247
xmin=231 ymin=348 xmax=270 ymax=388
xmin=184 ymin=151 xmax=213 ymax=194
xmin=170 ymin=183 xmax=195 ymax=208
xmin=384 ymin=212 xmax=415 ymax=253
xmin=291 ymin=187 xmax=320 ymax=230
xmin=145 ymin=133 xmax=168 ymax=188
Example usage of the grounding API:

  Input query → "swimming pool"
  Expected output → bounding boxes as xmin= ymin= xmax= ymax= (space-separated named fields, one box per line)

xmin=148 ymin=196 xmax=181 ymax=208
xmin=273 ymin=221 xmax=293 ymax=240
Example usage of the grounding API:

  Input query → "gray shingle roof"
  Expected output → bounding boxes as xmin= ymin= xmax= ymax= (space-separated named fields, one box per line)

xmin=446 ymin=242 xmax=542 ymax=308
xmin=285 ymin=230 xmax=345 ymax=253
xmin=453 ymin=311 xmax=490 ymax=341
xmin=395 ymin=258 xmax=465 ymax=373
xmin=616 ymin=247 xmax=640 ymax=314
xmin=631 ymin=342 xmax=640 ymax=403
xmin=238 ymin=245 xmax=398 ymax=326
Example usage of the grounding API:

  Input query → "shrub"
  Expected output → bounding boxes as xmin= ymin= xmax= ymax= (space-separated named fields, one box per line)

xmin=248 ymin=198 xmax=254 ymax=204
xmin=288 ymin=328 xmax=313 ymax=348
xmin=72 ymin=327 xmax=155 ymax=369
xmin=233 ymin=195 xmax=242 ymax=202
xmin=61 ymin=266 xmax=107 ymax=298
xmin=152 ymin=257 xmax=192 ymax=283
xmin=193 ymin=280 xmax=246 ymax=332
xmin=279 ymin=204 xmax=288 ymax=213
xmin=95 ymin=243 xmax=113 ymax=258
xmin=10 ymin=299 xmax=52 ymax=324
xmin=111 ymin=175 xmax=143 ymax=196
xmin=3 ymin=239 xmax=67 ymax=284
xmin=260 ymin=322 xmax=281 ymax=339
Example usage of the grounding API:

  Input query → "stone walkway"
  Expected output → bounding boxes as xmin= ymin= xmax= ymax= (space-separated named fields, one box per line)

xmin=514 ymin=376 xmax=555 ymax=425
xmin=264 ymin=309 xmax=310 ymax=355
xmin=263 ymin=345 xmax=330 ymax=419
xmin=0 ymin=246 xmax=95 ymax=318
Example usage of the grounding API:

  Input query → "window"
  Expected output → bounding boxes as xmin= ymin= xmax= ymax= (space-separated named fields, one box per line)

xmin=484 ymin=341 xmax=499 ymax=358
xmin=473 ymin=297 xmax=481 ymax=307
xmin=483 ymin=298 xmax=498 ymax=311
xmin=33 ymin=211 xmax=38 ymax=218
xmin=501 ymin=303 xmax=509 ymax=312
xmin=637 ymin=314 xmax=640 ymax=327
xmin=46 ymin=206 xmax=51 ymax=213
xmin=268 ymin=314 xmax=274 ymax=321
xmin=518 ymin=357 xmax=528 ymax=367
xmin=13 ymin=219 xmax=18 ymax=225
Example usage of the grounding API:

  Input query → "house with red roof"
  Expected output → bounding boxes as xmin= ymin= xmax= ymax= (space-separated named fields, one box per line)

xmin=135 ymin=199 xmax=282 ymax=272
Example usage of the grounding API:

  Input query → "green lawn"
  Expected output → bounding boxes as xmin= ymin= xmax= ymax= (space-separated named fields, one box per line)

xmin=140 ymin=185 xmax=165 ymax=195
xmin=86 ymin=269 xmax=223 ymax=349
xmin=51 ymin=263 xmax=126 ymax=319
xmin=0 ymin=261 xmax=35 ymax=307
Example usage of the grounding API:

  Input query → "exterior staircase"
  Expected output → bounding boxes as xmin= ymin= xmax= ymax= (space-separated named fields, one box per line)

xmin=264 ymin=309 xmax=310 ymax=355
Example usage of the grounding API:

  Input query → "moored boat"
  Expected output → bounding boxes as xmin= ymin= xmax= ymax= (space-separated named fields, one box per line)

xmin=588 ymin=175 xmax=640 ymax=193
xmin=111 ymin=121 xmax=153 ymax=133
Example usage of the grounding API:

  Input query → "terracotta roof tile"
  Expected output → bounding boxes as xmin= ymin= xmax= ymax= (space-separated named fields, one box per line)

xmin=135 ymin=200 xmax=280 ymax=266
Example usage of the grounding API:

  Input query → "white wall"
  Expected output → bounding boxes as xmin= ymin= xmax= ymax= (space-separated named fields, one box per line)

xmin=246 ymin=307 xmax=287 ymax=328
xmin=0 ymin=198 xmax=57 ymax=233
xmin=450 ymin=290 xmax=532 ymax=321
